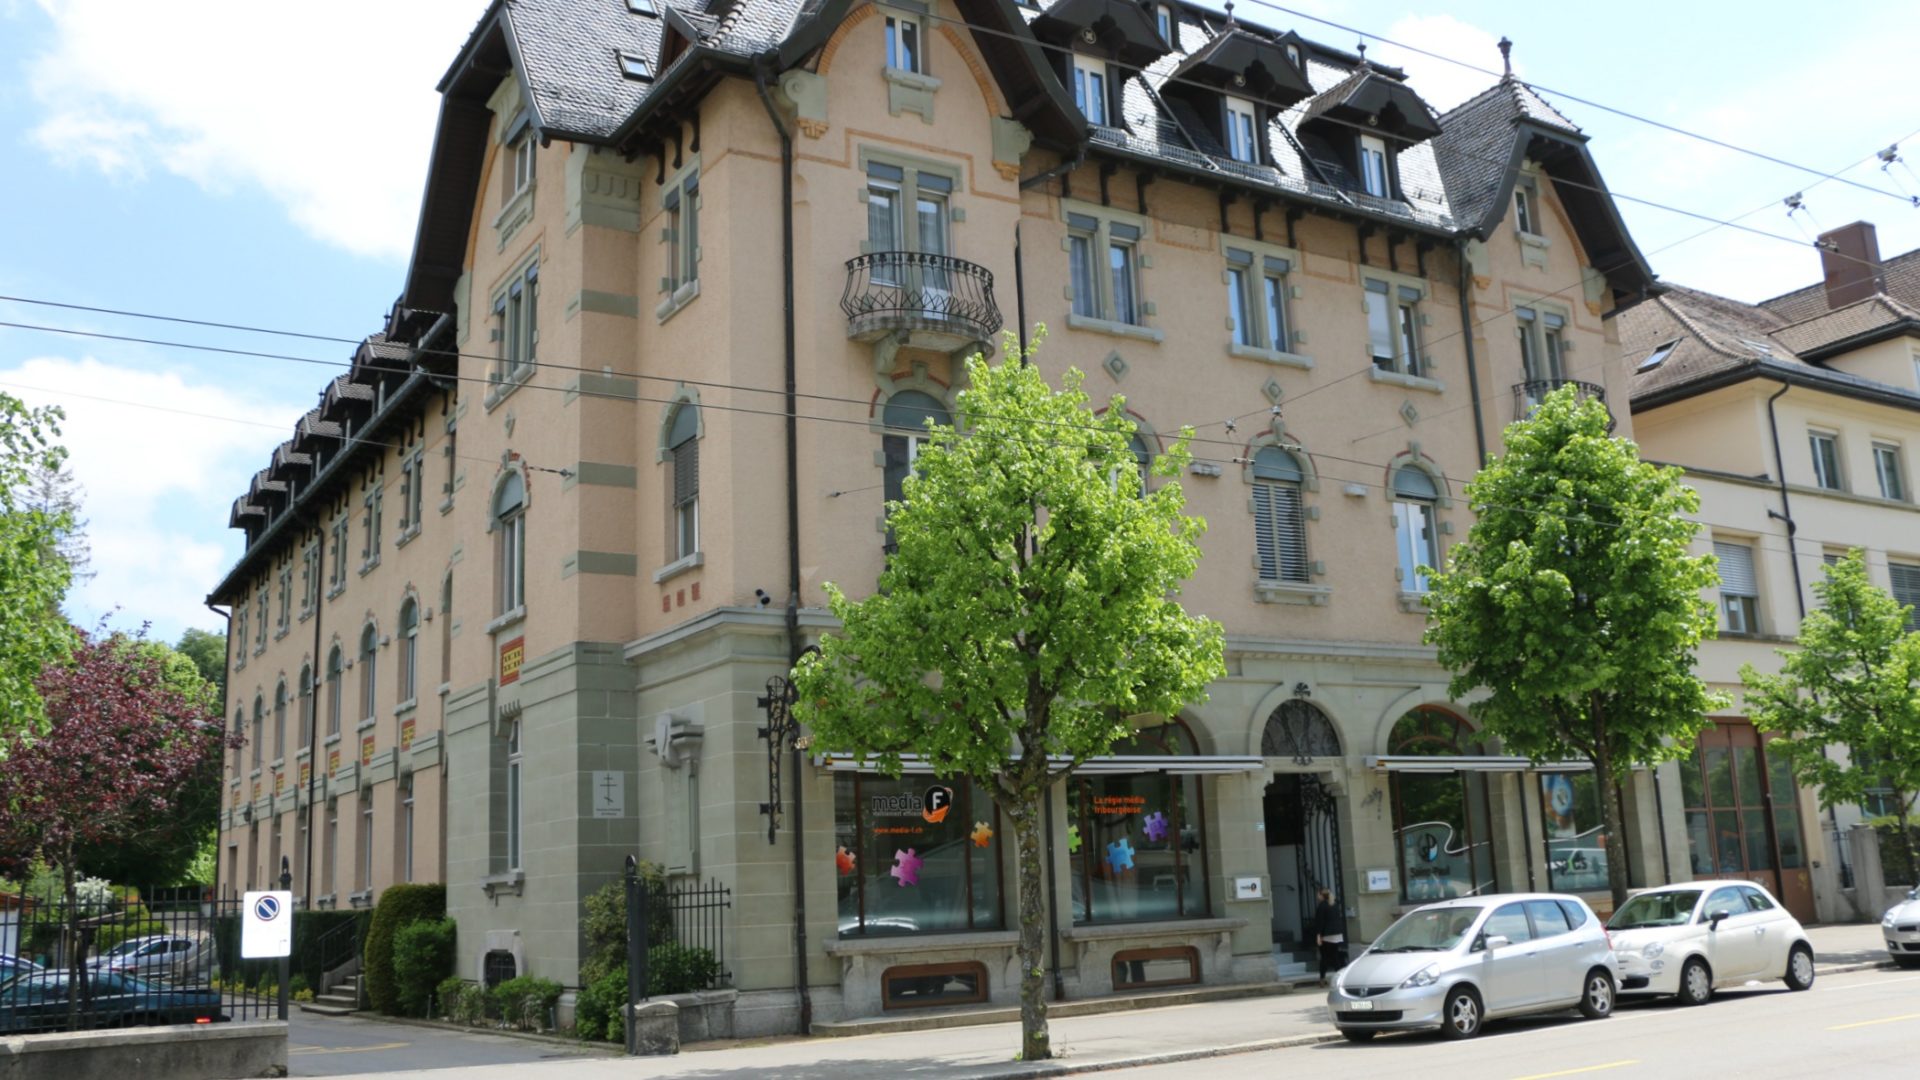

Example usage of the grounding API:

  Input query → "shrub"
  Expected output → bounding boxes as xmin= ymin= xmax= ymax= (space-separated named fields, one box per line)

xmin=573 ymin=966 xmax=628 ymax=1042
xmin=435 ymin=976 xmax=469 ymax=1020
xmin=490 ymin=975 xmax=563 ymax=1032
xmin=294 ymin=988 xmax=315 ymax=1003
xmin=393 ymin=918 xmax=457 ymax=1017
xmin=289 ymin=973 xmax=311 ymax=998
xmin=579 ymin=862 xmax=670 ymax=987
xmin=648 ymin=943 xmax=719 ymax=995
xmin=449 ymin=982 xmax=489 ymax=1025
xmin=364 ymin=883 xmax=446 ymax=1015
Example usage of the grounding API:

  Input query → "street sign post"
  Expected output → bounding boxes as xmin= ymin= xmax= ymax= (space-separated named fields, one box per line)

xmin=242 ymin=890 xmax=294 ymax=959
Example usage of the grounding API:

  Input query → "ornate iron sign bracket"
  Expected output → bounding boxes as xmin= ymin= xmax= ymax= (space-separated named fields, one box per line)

xmin=757 ymin=675 xmax=799 ymax=845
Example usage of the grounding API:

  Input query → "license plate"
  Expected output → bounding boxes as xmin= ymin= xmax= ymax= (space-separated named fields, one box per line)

xmin=1348 ymin=1000 xmax=1374 ymax=1011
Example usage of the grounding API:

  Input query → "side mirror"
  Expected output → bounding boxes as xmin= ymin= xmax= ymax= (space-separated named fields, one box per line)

xmin=1482 ymin=934 xmax=1511 ymax=951
xmin=1708 ymin=909 xmax=1732 ymax=929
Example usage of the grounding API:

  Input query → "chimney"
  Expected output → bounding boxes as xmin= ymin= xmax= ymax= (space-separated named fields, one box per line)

xmin=1817 ymin=221 xmax=1884 ymax=310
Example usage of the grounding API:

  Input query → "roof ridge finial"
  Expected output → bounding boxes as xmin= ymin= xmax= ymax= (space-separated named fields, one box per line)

xmin=1355 ymin=40 xmax=1369 ymax=69
xmin=1224 ymin=1 xmax=1236 ymax=25
xmin=1498 ymin=36 xmax=1513 ymax=79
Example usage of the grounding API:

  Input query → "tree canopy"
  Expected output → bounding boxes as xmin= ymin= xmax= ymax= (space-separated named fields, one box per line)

xmin=1424 ymin=385 xmax=1726 ymax=906
xmin=793 ymin=341 xmax=1224 ymax=1059
xmin=0 ymin=393 xmax=77 ymax=735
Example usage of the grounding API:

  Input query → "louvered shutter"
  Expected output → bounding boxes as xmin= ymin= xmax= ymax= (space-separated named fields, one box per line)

xmin=673 ymin=439 xmax=699 ymax=509
xmin=1890 ymin=563 xmax=1920 ymax=631
xmin=1253 ymin=484 xmax=1278 ymax=580
xmin=1713 ymin=541 xmax=1757 ymax=597
xmin=1253 ymin=482 xmax=1308 ymax=583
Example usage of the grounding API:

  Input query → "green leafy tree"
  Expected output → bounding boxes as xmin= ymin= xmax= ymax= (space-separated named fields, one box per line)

xmin=19 ymin=457 xmax=91 ymax=588
xmin=0 ymin=393 xmax=77 ymax=735
xmin=1741 ymin=550 xmax=1920 ymax=875
xmin=793 ymin=341 xmax=1224 ymax=1061
xmin=175 ymin=628 xmax=229 ymax=707
xmin=1424 ymin=386 xmax=1726 ymax=909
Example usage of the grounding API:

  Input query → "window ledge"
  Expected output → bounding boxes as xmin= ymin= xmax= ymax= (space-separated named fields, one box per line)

xmin=274 ymin=627 xmax=291 ymax=642
xmin=438 ymin=682 xmax=453 ymax=699
xmin=652 ymin=551 xmax=705 ymax=584
xmin=358 ymin=556 xmax=381 ymax=577
xmin=485 ymin=365 xmax=535 ymax=413
xmin=395 ymin=698 xmax=419 ymax=717
xmin=395 ymin=526 xmax=422 ymax=550
xmin=825 ymin=929 xmax=1019 ymax=956
xmin=439 ymin=497 xmax=456 ymax=516
xmin=250 ymin=768 xmax=264 ymax=781
xmin=494 ymin=183 xmax=534 ymax=250
xmin=295 ymin=748 xmax=312 ymax=762
xmin=1255 ymin=580 xmax=1331 ymax=606
xmin=299 ymin=608 xmax=315 ymax=624
xmin=1368 ymin=368 xmax=1445 ymax=394
xmin=1060 ymin=916 xmax=1248 ymax=942
xmin=324 ymin=732 xmax=344 ymax=748
xmin=270 ymin=757 xmax=286 ymax=771
xmin=485 ymin=607 xmax=527 ymax=637
xmin=348 ymin=890 xmax=375 ymax=910
xmin=1396 ymin=590 xmax=1430 ymax=613
xmin=656 ymin=279 xmax=702 ymax=324
xmin=883 ymin=67 xmax=941 ymax=92
xmin=1067 ymin=312 xmax=1164 ymax=344
xmin=327 ymin=584 xmax=346 ymax=601
xmin=313 ymin=893 xmax=336 ymax=910
xmin=483 ymin=871 xmax=525 ymax=898
xmin=1517 ymin=230 xmax=1551 ymax=249
xmin=1228 ymin=343 xmax=1314 ymax=370
xmin=356 ymin=716 xmax=378 ymax=732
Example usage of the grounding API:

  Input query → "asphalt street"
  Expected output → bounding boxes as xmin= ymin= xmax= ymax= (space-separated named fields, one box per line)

xmin=288 ymin=1011 xmax=617 ymax=1076
xmin=1108 ymin=967 xmax=1920 ymax=1080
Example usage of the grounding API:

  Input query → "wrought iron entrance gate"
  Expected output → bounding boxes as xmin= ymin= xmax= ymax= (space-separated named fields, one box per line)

xmin=1294 ymin=775 xmax=1343 ymax=931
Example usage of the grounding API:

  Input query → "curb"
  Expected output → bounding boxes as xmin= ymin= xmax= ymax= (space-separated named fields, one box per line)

xmin=1814 ymin=959 xmax=1897 ymax=976
xmin=330 ymin=1012 xmax=621 ymax=1055
xmin=945 ymin=1031 xmax=1348 ymax=1080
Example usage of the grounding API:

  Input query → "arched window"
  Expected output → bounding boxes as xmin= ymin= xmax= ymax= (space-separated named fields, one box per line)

xmin=233 ymin=708 xmax=246 ymax=775
xmin=273 ymin=681 xmax=288 ymax=761
xmin=666 ymin=403 xmax=700 ymax=560
xmin=1122 ymin=433 xmax=1152 ymax=496
xmin=881 ymin=390 xmax=950 ymax=550
xmin=398 ymin=597 xmax=419 ymax=703
xmin=1068 ymin=719 xmax=1212 ymax=923
xmin=1253 ymin=447 xmax=1308 ymax=584
xmin=251 ymin=695 xmax=265 ymax=769
xmin=325 ymin=646 xmax=344 ymax=737
xmin=495 ymin=472 xmax=527 ymax=615
xmin=298 ymin=664 xmax=314 ymax=751
xmin=1260 ymin=698 xmax=1340 ymax=760
xmin=1391 ymin=465 xmax=1440 ymax=593
xmin=359 ymin=624 xmax=379 ymax=725
xmin=1388 ymin=706 xmax=1497 ymax=902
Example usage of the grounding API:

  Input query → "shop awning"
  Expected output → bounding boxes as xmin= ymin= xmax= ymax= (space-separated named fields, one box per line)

xmin=1364 ymin=755 xmax=1598 ymax=774
xmin=815 ymin=752 xmax=1265 ymax=776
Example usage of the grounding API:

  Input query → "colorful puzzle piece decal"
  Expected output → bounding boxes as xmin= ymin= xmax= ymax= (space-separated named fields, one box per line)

xmin=1142 ymin=811 xmax=1170 ymax=843
xmin=1106 ymin=837 xmax=1136 ymax=874
xmin=890 ymin=847 xmax=923 ymax=887
xmin=971 ymin=821 xmax=994 ymax=848
xmin=1067 ymin=824 xmax=1082 ymax=854
xmin=835 ymin=846 xmax=856 ymax=876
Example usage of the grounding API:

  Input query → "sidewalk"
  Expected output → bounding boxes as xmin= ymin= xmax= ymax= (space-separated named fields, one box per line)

xmin=323 ymin=921 xmax=1893 ymax=1080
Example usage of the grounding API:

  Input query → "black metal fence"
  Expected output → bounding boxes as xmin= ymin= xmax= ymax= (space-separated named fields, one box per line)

xmin=622 ymin=863 xmax=731 ymax=1050
xmin=840 ymin=251 xmax=1004 ymax=343
xmin=2 ymin=892 xmax=285 ymax=1035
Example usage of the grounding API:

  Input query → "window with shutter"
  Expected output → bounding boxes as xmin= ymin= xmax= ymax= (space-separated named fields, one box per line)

xmin=1252 ymin=447 xmax=1308 ymax=583
xmin=1890 ymin=562 xmax=1920 ymax=632
xmin=1713 ymin=539 xmax=1759 ymax=634
xmin=667 ymin=403 xmax=701 ymax=560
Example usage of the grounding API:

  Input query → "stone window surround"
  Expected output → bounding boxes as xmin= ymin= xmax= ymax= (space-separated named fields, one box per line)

xmin=1061 ymin=198 xmax=1157 ymax=340
xmin=1361 ymin=264 xmax=1433 ymax=384
xmin=1513 ymin=294 xmax=1577 ymax=388
xmin=485 ymin=251 xmax=542 ymax=412
xmin=856 ymin=145 xmax=967 ymax=256
xmin=1244 ymin=430 xmax=1327 ymax=606
xmin=1220 ymin=234 xmax=1311 ymax=369
xmin=879 ymin=1 xmax=941 ymax=122
xmin=655 ymin=159 xmax=702 ymax=323
xmin=1388 ymin=453 xmax=1452 ymax=612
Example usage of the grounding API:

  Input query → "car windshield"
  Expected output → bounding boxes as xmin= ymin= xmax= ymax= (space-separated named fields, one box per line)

xmin=1609 ymin=890 xmax=1702 ymax=929
xmin=1370 ymin=906 xmax=1483 ymax=952
xmin=101 ymin=940 xmax=147 ymax=959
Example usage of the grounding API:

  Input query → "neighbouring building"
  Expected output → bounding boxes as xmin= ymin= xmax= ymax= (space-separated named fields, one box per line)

xmin=1619 ymin=220 xmax=1920 ymax=925
xmin=213 ymin=0 xmax=1671 ymax=1032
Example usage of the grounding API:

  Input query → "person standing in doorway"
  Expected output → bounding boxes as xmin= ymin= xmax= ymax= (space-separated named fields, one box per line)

xmin=1313 ymin=887 xmax=1345 ymax=985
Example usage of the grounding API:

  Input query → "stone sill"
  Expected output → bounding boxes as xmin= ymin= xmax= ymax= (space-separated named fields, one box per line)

xmin=1255 ymin=580 xmax=1330 ymax=606
xmin=485 ymin=365 xmax=536 ymax=413
xmin=1368 ymin=367 xmax=1445 ymax=394
xmin=651 ymin=551 xmax=705 ymax=584
xmin=884 ymin=67 xmax=941 ymax=92
xmin=825 ymin=929 xmax=1019 ymax=956
xmin=656 ymin=279 xmax=701 ymax=324
xmin=1067 ymin=312 xmax=1164 ymax=344
xmin=1397 ymin=591 xmax=1430 ymax=613
xmin=395 ymin=526 xmax=423 ymax=550
xmin=485 ymin=607 xmax=527 ymax=637
xmin=1060 ymin=916 xmax=1248 ymax=942
xmin=1228 ymin=343 xmax=1314 ymax=370
xmin=483 ymin=871 xmax=525 ymax=898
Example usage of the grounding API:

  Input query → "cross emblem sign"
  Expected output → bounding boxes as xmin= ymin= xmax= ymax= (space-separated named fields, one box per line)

xmin=599 ymin=772 xmax=619 ymax=810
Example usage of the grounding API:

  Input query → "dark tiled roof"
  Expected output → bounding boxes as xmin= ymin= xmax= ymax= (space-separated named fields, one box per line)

xmin=506 ymin=0 xmax=668 ymax=140
xmin=1769 ymin=294 xmax=1920 ymax=356
xmin=1759 ymin=246 xmax=1920 ymax=322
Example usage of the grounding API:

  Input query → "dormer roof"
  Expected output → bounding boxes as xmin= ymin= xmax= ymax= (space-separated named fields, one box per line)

xmin=1166 ymin=25 xmax=1313 ymax=109
xmin=1298 ymin=64 xmax=1441 ymax=143
xmin=1030 ymin=0 xmax=1170 ymax=70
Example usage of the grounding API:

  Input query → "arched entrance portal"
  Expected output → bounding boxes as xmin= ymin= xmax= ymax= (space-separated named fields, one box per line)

xmin=1260 ymin=700 xmax=1342 ymax=975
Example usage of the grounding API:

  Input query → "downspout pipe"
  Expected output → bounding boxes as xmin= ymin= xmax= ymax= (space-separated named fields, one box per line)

xmin=1763 ymin=382 xmax=1806 ymax=621
xmin=303 ymin=519 xmax=326 ymax=907
xmin=754 ymin=55 xmax=812 ymax=1035
xmin=206 ymin=599 xmax=233 ymax=901
xmin=1456 ymin=240 xmax=1489 ymax=465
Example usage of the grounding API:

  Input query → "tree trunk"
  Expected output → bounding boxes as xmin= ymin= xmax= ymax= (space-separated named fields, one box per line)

xmin=1590 ymin=698 xmax=1630 ymax=913
xmin=1008 ymin=784 xmax=1052 ymax=1061
xmin=1897 ymin=794 xmax=1918 ymax=889
xmin=62 ymin=848 xmax=80 ymax=1030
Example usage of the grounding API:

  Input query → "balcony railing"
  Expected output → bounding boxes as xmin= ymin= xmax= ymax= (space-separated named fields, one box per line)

xmin=1513 ymin=379 xmax=1614 ymax=430
xmin=841 ymin=251 xmax=1003 ymax=346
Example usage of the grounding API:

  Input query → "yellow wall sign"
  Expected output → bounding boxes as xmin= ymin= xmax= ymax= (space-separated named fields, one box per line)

xmin=274 ymin=771 xmax=284 ymax=795
xmin=328 ymin=749 xmax=341 ymax=776
xmin=360 ymin=734 xmax=375 ymax=767
xmin=500 ymin=636 xmax=525 ymax=685
xmin=400 ymin=717 xmax=416 ymax=751
xmin=299 ymin=762 xmax=312 ymax=789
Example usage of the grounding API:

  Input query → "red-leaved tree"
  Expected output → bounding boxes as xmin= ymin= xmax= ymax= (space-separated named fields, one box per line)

xmin=0 ymin=626 xmax=233 ymax=1022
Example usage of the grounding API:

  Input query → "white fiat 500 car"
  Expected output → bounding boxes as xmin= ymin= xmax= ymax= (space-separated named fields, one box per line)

xmin=1882 ymin=887 xmax=1920 ymax=968
xmin=1606 ymin=881 xmax=1815 ymax=1003
xmin=1327 ymin=893 xmax=1618 ymax=1042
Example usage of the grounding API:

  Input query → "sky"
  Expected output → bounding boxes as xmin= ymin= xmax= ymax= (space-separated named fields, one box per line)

xmin=3 ymin=0 xmax=1919 ymax=643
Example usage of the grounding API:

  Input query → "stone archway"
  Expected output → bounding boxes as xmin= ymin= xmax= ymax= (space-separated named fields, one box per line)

xmin=1261 ymin=699 xmax=1342 ymax=762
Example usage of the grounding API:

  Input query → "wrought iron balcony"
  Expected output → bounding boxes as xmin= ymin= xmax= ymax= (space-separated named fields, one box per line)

xmin=841 ymin=251 xmax=1003 ymax=347
xmin=1513 ymin=379 xmax=1615 ymax=430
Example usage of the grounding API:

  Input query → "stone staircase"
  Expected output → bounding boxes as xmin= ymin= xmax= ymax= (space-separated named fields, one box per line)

xmin=1271 ymin=930 xmax=1321 ymax=983
xmin=299 ymin=973 xmax=361 ymax=1016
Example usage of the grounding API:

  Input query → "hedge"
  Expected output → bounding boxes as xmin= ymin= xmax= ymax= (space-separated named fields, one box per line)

xmin=364 ymin=884 xmax=446 ymax=1015
xmin=392 ymin=917 xmax=457 ymax=1017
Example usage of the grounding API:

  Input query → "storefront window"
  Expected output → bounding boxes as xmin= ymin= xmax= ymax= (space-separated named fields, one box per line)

xmin=1070 ymin=721 xmax=1211 ymax=924
xmin=834 ymin=773 xmax=1002 ymax=936
xmin=1540 ymin=772 xmax=1610 ymax=893
xmin=1389 ymin=707 xmax=1498 ymax=902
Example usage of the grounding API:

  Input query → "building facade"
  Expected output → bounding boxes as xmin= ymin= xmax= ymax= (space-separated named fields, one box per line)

xmin=214 ymin=0 xmax=1670 ymax=1032
xmin=1620 ymin=220 xmax=1920 ymax=924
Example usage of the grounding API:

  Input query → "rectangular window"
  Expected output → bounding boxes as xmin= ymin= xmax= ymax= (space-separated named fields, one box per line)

xmin=1067 ymin=208 xmax=1148 ymax=327
xmin=276 ymin=566 xmax=292 ymax=635
xmin=358 ymin=794 xmax=374 ymax=894
xmin=882 ymin=962 xmax=988 ymax=1011
xmin=498 ymin=511 xmax=525 ymax=614
xmin=494 ymin=261 xmax=539 ymax=380
xmin=1890 ymin=562 xmax=1920 ymax=633
xmin=662 ymin=173 xmax=701 ymax=292
xmin=834 ymin=774 xmax=1002 ymax=935
xmin=323 ymin=801 xmax=338 ymax=898
xmin=326 ymin=657 xmax=342 ymax=737
xmin=508 ymin=131 xmax=535 ymax=202
xmin=1540 ymin=773 xmax=1611 ymax=892
xmin=1358 ymin=135 xmax=1389 ymax=198
xmin=1366 ymin=279 xmax=1395 ymax=371
xmin=1155 ymin=5 xmax=1173 ymax=45
xmin=399 ymin=456 xmax=414 ymax=533
xmin=1393 ymin=499 xmax=1437 ymax=593
xmin=1068 ymin=227 xmax=1100 ymax=318
xmin=1873 ymin=442 xmax=1905 ymax=501
xmin=1112 ymin=946 xmax=1200 ymax=990
xmin=1069 ymin=758 xmax=1209 ymax=922
xmin=507 ymin=721 xmax=523 ymax=872
xmin=361 ymin=487 xmax=382 ymax=567
xmin=255 ymin=592 xmax=268 ymax=653
xmin=1225 ymin=97 xmax=1258 ymax=163
xmin=1252 ymin=481 xmax=1308 ymax=583
xmin=673 ymin=438 xmax=700 ymax=560
xmin=301 ymin=541 xmax=320 ymax=615
xmin=1072 ymin=56 xmax=1108 ymax=125
xmin=399 ymin=775 xmax=415 ymax=885
xmin=1108 ymin=228 xmax=1139 ymax=326
xmin=1809 ymin=431 xmax=1843 ymax=490
xmin=1367 ymin=279 xmax=1425 ymax=375
xmin=1514 ymin=179 xmax=1537 ymax=235
xmin=330 ymin=518 xmax=349 ymax=592
xmin=884 ymin=14 xmax=922 ymax=73
xmin=443 ymin=429 xmax=457 ymax=507
xmin=1714 ymin=539 xmax=1759 ymax=635
xmin=1228 ymin=263 xmax=1256 ymax=348
xmin=1263 ymin=263 xmax=1291 ymax=351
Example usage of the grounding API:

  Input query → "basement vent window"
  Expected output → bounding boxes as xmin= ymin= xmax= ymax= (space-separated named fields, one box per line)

xmin=626 ymin=0 xmax=657 ymax=14
xmin=619 ymin=53 xmax=653 ymax=81
xmin=1638 ymin=339 xmax=1679 ymax=371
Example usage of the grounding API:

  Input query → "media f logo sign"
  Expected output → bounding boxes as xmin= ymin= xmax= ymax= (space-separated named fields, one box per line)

xmin=921 ymin=785 xmax=953 ymax=824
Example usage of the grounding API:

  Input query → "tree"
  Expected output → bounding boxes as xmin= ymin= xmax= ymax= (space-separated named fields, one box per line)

xmin=19 ymin=456 xmax=92 ymax=587
xmin=793 ymin=342 xmax=1224 ymax=1060
xmin=0 ymin=393 xmax=77 ymax=736
xmin=0 ymin=626 xmax=233 ymax=1023
xmin=1741 ymin=550 xmax=1920 ymax=876
xmin=1424 ymin=386 xmax=1726 ymax=910
xmin=175 ymin=628 xmax=230 ymax=709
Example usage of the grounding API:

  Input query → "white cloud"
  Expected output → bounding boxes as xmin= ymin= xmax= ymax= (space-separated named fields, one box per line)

xmin=1373 ymin=15 xmax=1516 ymax=113
xmin=0 ymin=355 xmax=308 ymax=641
xmin=26 ymin=0 xmax=479 ymax=261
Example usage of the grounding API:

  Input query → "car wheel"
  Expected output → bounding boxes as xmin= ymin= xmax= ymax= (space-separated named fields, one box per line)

xmin=1439 ymin=986 xmax=1482 ymax=1039
xmin=1784 ymin=944 xmax=1815 ymax=991
xmin=1340 ymin=1028 xmax=1376 ymax=1043
xmin=1677 ymin=957 xmax=1713 ymax=1007
xmin=1578 ymin=969 xmax=1616 ymax=1019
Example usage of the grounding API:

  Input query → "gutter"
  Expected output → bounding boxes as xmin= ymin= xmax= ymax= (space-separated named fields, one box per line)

xmin=1763 ymin=382 xmax=1807 ymax=622
xmin=609 ymin=46 xmax=752 ymax=155
xmin=1020 ymin=148 xmax=1085 ymax=192
xmin=753 ymin=55 xmax=812 ymax=1035
xmin=1455 ymin=239 xmax=1488 ymax=465
xmin=1631 ymin=358 xmax=1920 ymax=415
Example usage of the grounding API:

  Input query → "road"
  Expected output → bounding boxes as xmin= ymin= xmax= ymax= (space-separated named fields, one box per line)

xmin=289 ymin=1010 xmax=617 ymax=1076
xmin=1108 ymin=967 xmax=1920 ymax=1080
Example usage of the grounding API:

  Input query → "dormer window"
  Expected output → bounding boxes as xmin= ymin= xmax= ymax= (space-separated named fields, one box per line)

xmin=1286 ymin=44 xmax=1301 ymax=69
xmin=1156 ymin=4 xmax=1174 ymax=47
xmin=1225 ymin=97 xmax=1259 ymax=163
xmin=1358 ymin=135 xmax=1389 ymax=198
xmin=1514 ymin=178 xmax=1538 ymax=235
xmin=626 ymin=0 xmax=657 ymax=14
xmin=885 ymin=13 xmax=924 ymax=74
xmin=1073 ymin=56 xmax=1109 ymax=125
xmin=618 ymin=53 xmax=652 ymax=82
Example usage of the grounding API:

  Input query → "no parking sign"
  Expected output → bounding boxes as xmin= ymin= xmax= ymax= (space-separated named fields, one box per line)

xmin=241 ymin=890 xmax=294 ymax=959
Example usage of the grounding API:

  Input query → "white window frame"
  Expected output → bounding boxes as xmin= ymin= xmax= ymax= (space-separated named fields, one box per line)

xmin=1063 ymin=202 xmax=1152 ymax=335
xmin=508 ymin=129 xmax=535 ymax=203
xmin=400 ymin=776 xmax=415 ymax=884
xmin=884 ymin=12 xmax=924 ymax=74
xmin=1514 ymin=176 xmax=1540 ymax=236
xmin=398 ymin=598 xmax=419 ymax=704
xmin=1223 ymin=239 xmax=1304 ymax=365
xmin=276 ymin=564 xmax=292 ymax=636
xmin=1156 ymin=5 xmax=1175 ymax=45
xmin=1251 ymin=448 xmax=1310 ymax=584
xmin=359 ymin=625 xmax=379 ymax=726
xmin=300 ymin=540 xmax=320 ymax=617
xmin=1358 ymin=134 xmax=1390 ymax=198
xmin=1714 ymin=539 xmax=1760 ymax=635
xmin=659 ymin=168 xmax=702 ymax=313
xmin=1225 ymin=96 xmax=1259 ymax=164
xmin=507 ymin=720 xmax=523 ymax=873
xmin=1365 ymin=275 xmax=1427 ymax=377
xmin=330 ymin=517 xmax=350 ymax=596
xmin=358 ymin=792 xmax=374 ymax=894
xmin=1872 ymin=441 xmax=1905 ymax=501
xmin=1072 ymin=55 xmax=1109 ymax=126
xmin=492 ymin=256 xmax=540 ymax=384
xmin=326 ymin=647 xmax=343 ymax=737
xmin=494 ymin=472 xmax=528 ymax=617
xmin=360 ymin=486 xmax=382 ymax=571
xmin=1390 ymin=466 xmax=1443 ymax=595
xmin=322 ymin=801 xmax=338 ymax=898
xmin=1809 ymin=430 xmax=1844 ymax=491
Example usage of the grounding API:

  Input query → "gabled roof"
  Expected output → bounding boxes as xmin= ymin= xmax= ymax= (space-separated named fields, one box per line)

xmin=1298 ymin=63 xmax=1441 ymax=143
xmin=1760 ymin=246 xmax=1920 ymax=323
xmin=1030 ymin=0 xmax=1169 ymax=70
xmin=1165 ymin=24 xmax=1313 ymax=108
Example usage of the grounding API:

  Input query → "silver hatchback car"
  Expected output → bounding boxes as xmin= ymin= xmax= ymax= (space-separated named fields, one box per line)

xmin=1328 ymin=893 xmax=1619 ymax=1041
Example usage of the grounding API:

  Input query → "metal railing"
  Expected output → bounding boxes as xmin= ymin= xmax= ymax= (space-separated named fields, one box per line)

xmin=841 ymin=251 xmax=1003 ymax=344
xmin=1513 ymin=379 xmax=1614 ymax=430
